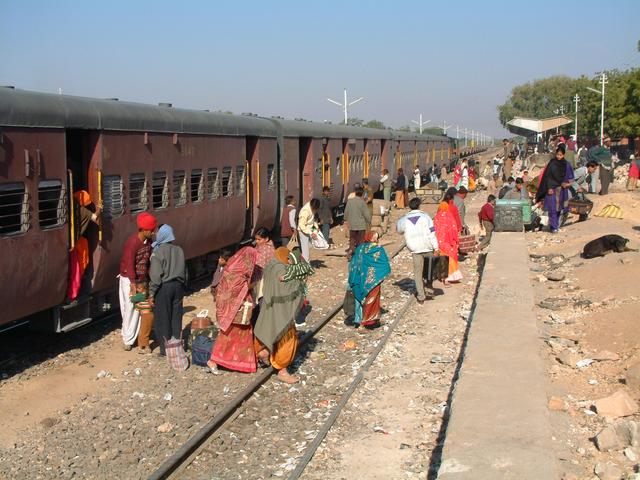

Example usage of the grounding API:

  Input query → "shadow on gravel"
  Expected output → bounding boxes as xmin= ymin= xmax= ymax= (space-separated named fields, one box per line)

xmin=633 ymin=226 xmax=640 ymax=232
xmin=310 ymin=259 xmax=328 ymax=270
xmin=392 ymin=278 xmax=417 ymax=295
xmin=0 ymin=315 xmax=120 ymax=380
xmin=427 ymin=253 xmax=487 ymax=479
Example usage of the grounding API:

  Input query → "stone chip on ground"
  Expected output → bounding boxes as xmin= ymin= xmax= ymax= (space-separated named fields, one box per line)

xmin=594 ymin=389 xmax=639 ymax=418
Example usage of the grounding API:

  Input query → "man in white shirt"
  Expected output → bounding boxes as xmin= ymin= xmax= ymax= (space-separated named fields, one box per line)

xmin=396 ymin=197 xmax=439 ymax=304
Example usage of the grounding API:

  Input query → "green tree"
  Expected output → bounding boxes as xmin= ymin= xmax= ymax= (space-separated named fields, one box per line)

xmin=397 ymin=125 xmax=411 ymax=132
xmin=341 ymin=117 xmax=364 ymax=127
xmin=364 ymin=119 xmax=385 ymax=129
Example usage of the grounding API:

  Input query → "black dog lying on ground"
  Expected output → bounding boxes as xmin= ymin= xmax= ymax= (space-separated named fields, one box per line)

xmin=581 ymin=234 xmax=637 ymax=259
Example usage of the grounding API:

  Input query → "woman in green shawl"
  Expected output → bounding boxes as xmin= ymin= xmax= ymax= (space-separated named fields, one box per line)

xmin=254 ymin=247 xmax=304 ymax=384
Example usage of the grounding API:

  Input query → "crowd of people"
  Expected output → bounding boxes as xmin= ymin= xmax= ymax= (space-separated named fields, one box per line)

xmin=111 ymin=133 xmax=635 ymax=381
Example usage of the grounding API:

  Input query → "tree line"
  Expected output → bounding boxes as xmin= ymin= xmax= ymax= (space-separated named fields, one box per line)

xmin=497 ymin=42 xmax=639 ymax=141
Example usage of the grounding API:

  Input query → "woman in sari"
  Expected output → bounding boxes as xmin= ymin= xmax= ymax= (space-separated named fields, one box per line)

xmin=348 ymin=231 xmax=391 ymax=331
xmin=207 ymin=246 xmax=259 ymax=373
xmin=254 ymin=247 xmax=304 ymax=384
xmin=535 ymin=145 xmax=574 ymax=233
xmin=434 ymin=191 xmax=463 ymax=284
xmin=252 ymin=227 xmax=276 ymax=301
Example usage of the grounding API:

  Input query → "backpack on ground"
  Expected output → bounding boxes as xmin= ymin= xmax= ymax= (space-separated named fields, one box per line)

xmin=191 ymin=334 xmax=214 ymax=367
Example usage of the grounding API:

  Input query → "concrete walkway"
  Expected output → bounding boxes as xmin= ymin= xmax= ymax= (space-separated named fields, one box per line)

xmin=437 ymin=232 xmax=558 ymax=479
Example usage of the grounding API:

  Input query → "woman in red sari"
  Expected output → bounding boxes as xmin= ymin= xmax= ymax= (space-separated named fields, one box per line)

xmin=434 ymin=190 xmax=463 ymax=284
xmin=208 ymin=247 xmax=259 ymax=373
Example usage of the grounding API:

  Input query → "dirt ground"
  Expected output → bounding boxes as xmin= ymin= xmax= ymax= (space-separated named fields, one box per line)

xmin=526 ymin=173 xmax=640 ymax=479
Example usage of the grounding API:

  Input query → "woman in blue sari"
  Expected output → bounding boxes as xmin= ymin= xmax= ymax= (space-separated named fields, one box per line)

xmin=348 ymin=231 xmax=391 ymax=331
xmin=535 ymin=145 xmax=574 ymax=233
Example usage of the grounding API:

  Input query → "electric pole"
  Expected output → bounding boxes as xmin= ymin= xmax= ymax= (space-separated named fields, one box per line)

xmin=411 ymin=114 xmax=431 ymax=134
xmin=327 ymin=88 xmax=364 ymax=125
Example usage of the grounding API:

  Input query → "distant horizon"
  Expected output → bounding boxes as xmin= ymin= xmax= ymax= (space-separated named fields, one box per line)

xmin=1 ymin=0 xmax=638 ymax=137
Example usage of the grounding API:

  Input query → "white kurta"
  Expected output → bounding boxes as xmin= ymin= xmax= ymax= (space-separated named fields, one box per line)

xmin=119 ymin=275 xmax=140 ymax=346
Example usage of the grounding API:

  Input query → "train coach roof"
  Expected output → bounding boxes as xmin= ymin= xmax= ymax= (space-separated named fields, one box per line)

xmin=269 ymin=118 xmax=390 ymax=140
xmin=0 ymin=88 xmax=277 ymax=137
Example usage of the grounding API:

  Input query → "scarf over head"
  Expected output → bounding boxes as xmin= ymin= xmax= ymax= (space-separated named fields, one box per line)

xmin=348 ymin=232 xmax=391 ymax=303
xmin=535 ymin=157 xmax=571 ymax=203
xmin=254 ymin=258 xmax=305 ymax=350
xmin=152 ymin=224 xmax=175 ymax=250
xmin=73 ymin=190 xmax=92 ymax=207
xmin=215 ymin=246 xmax=257 ymax=333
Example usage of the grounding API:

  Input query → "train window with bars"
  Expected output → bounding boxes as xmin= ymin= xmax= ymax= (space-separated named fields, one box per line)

xmin=266 ymin=163 xmax=276 ymax=191
xmin=129 ymin=173 xmax=148 ymax=214
xmin=221 ymin=166 xmax=233 ymax=197
xmin=190 ymin=169 xmax=204 ymax=203
xmin=152 ymin=172 xmax=169 ymax=210
xmin=336 ymin=156 xmax=341 ymax=175
xmin=235 ymin=165 xmax=246 ymax=196
xmin=102 ymin=175 xmax=124 ymax=218
xmin=38 ymin=180 xmax=65 ymax=229
xmin=207 ymin=168 xmax=220 ymax=200
xmin=0 ymin=182 xmax=29 ymax=236
xmin=172 ymin=170 xmax=187 ymax=207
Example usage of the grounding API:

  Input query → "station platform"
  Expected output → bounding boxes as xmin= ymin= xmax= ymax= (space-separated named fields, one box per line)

xmin=437 ymin=232 xmax=558 ymax=479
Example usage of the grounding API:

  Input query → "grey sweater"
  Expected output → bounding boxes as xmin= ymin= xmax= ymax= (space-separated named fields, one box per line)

xmin=344 ymin=196 xmax=372 ymax=231
xmin=149 ymin=243 xmax=186 ymax=297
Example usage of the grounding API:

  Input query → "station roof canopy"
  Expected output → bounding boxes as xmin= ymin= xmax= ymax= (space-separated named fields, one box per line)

xmin=506 ymin=115 xmax=573 ymax=136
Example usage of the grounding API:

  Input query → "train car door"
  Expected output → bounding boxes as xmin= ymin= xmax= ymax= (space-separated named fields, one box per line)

xmin=66 ymin=129 xmax=102 ymax=297
xmin=248 ymin=136 xmax=278 ymax=235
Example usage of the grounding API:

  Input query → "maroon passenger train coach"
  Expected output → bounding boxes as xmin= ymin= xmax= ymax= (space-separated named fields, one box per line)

xmin=0 ymin=87 xmax=454 ymax=330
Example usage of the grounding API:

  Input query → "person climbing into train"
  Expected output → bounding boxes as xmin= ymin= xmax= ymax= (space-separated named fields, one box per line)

xmin=119 ymin=212 xmax=157 ymax=351
xmin=148 ymin=224 xmax=186 ymax=356
xmin=67 ymin=190 xmax=101 ymax=302
xmin=297 ymin=198 xmax=320 ymax=262
xmin=254 ymin=246 xmax=304 ymax=384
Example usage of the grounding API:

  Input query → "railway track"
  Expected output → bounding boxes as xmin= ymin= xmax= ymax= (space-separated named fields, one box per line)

xmin=148 ymin=241 xmax=411 ymax=480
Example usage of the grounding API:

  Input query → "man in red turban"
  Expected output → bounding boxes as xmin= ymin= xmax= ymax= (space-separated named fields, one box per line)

xmin=118 ymin=212 xmax=158 ymax=351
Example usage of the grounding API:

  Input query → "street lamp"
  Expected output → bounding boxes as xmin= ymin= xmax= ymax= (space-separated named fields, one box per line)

xmin=411 ymin=114 xmax=431 ymax=134
xmin=327 ymin=88 xmax=364 ymax=125
xmin=586 ymin=72 xmax=608 ymax=145
xmin=573 ymin=94 xmax=580 ymax=146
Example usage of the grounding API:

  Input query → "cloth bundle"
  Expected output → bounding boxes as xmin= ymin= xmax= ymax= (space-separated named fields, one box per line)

xmin=594 ymin=204 xmax=623 ymax=219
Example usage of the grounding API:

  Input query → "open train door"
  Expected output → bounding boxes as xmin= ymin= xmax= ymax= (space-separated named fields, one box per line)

xmin=247 ymin=136 xmax=278 ymax=236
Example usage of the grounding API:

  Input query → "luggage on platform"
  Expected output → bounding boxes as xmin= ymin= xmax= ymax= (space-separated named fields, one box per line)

xmin=191 ymin=334 xmax=214 ymax=367
xmin=343 ymin=290 xmax=355 ymax=317
xmin=458 ymin=234 xmax=476 ymax=254
xmin=165 ymin=338 xmax=189 ymax=372
xmin=494 ymin=201 xmax=524 ymax=232
xmin=568 ymin=193 xmax=593 ymax=220
xmin=422 ymin=255 xmax=449 ymax=283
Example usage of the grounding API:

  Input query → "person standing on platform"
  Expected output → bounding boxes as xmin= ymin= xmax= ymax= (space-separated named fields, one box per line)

xmin=588 ymin=136 xmax=613 ymax=195
xmin=380 ymin=169 xmax=392 ymax=204
xmin=434 ymin=191 xmax=463 ymax=284
xmin=396 ymin=197 xmax=439 ymax=304
xmin=502 ymin=139 xmax=513 ymax=180
xmin=414 ymin=165 xmax=422 ymax=190
xmin=297 ymin=198 xmax=320 ymax=262
xmin=279 ymin=196 xmax=296 ymax=246
xmin=344 ymin=186 xmax=372 ymax=258
xmin=452 ymin=186 xmax=468 ymax=231
xmin=477 ymin=195 xmax=496 ymax=251
xmin=395 ymin=168 xmax=407 ymax=208
xmin=149 ymin=224 xmax=186 ymax=356
xmin=362 ymin=178 xmax=374 ymax=218
xmin=318 ymin=186 xmax=333 ymax=245
xmin=133 ymin=237 xmax=153 ymax=354
xmin=119 ymin=212 xmax=157 ymax=351
xmin=535 ymin=145 xmax=574 ymax=233
xmin=254 ymin=247 xmax=303 ymax=384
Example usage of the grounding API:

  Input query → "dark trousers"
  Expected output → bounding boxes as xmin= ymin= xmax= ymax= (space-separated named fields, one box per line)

xmin=599 ymin=165 xmax=613 ymax=195
xmin=154 ymin=280 xmax=184 ymax=354
xmin=320 ymin=223 xmax=331 ymax=243
xmin=348 ymin=230 xmax=365 ymax=257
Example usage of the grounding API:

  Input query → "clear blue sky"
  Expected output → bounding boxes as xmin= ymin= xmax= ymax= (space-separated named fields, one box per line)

xmin=1 ymin=0 xmax=638 ymax=137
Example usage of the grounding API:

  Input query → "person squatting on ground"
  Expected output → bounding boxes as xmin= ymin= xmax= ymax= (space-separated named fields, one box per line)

xmin=535 ymin=145 xmax=574 ymax=234
xmin=149 ymin=224 xmax=186 ymax=356
xmin=571 ymin=161 xmax=598 ymax=195
xmin=297 ymin=198 xmax=320 ymax=262
xmin=343 ymin=186 xmax=372 ymax=258
xmin=254 ymin=247 xmax=304 ymax=384
xmin=396 ymin=197 xmax=439 ymax=304
xmin=477 ymin=195 xmax=496 ymax=251
xmin=119 ymin=212 xmax=157 ymax=351
xmin=348 ymin=231 xmax=391 ymax=331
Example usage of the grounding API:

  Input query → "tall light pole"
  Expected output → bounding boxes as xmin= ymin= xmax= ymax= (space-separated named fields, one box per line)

xmin=327 ymin=88 xmax=364 ymax=125
xmin=573 ymin=93 xmax=580 ymax=146
xmin=587 ymin=72 xmax=608 ymax=145
xmin=464 ymin=127 xmax=468 ymax=147
xmin=442 ymin=121 xmax=452 ymax=135
xmin=411 ymin=114 xmax=431 ymax=134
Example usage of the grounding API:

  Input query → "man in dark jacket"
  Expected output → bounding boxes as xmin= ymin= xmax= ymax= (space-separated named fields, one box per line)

xmin=588 ymin=136 xmax=613 ymax=195
xmin=318 ymin=187 xmax=333 ymax=245
xmin=343 ymin=187 xmax=372 ymax=258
